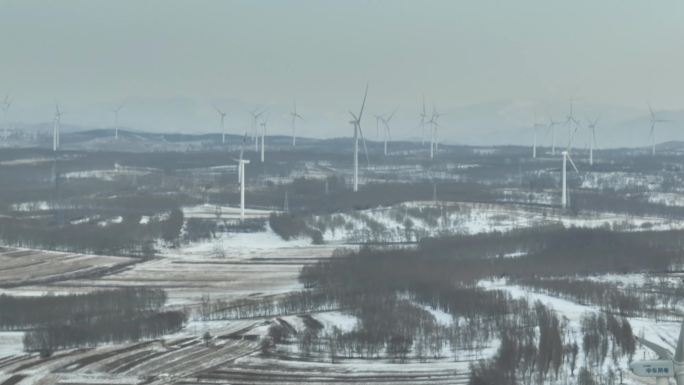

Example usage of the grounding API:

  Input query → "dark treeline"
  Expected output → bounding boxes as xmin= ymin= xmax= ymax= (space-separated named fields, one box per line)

xmin=0 ymin=288 xmax=184 ymax=356
xmin=23 ymin=310 xmax=185 ymax=354
xmin=302 ymin=227 xmax=680 ymax=292
xmin=0 ymin=288 xmax=167 ymax=330
xmin=0 ymin=206 xmax=183 ymax=256
xmin=516 ymin=276 xmax=684 ymax=320
xmin=269 ymin=213 xmax=323 ymax=244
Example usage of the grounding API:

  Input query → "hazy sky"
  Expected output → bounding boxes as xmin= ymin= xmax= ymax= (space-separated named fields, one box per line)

xmin=1 ymin=0 xmax=683 ymax=139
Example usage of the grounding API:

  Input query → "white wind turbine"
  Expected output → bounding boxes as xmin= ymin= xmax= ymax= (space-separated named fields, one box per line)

xmin=427 ymin=106 xmax=442 ymax=159
xmin=630 ymin=318 xmax=684 ymax=385
xmin=381 ymin=108 xmax=397 ymax=156
xmin=348 ymin=84 xmax=370 ymax=192
xmin=547 ymin=117 xmax=561 ymax=155
xmin=250 ymin=107 xmax=265 ymax=151
xmin=563 ymin=101 xmax=580 ymax=152
xmin=259 ymin=119 xmax=267 ymax=163
xmin=374 ymin=113 xmax=384 ymax=138
xmin=1 ymin=95 xmax=12 ymax=141
xmin=112 ymin=104 xmax=124 ymax=140
xmin=586 ymin=117 xmax=599 ymax=166
xmin=236 ymin=131 xmax=250 ymax=220
xmin=53 ymin=104 xmax=63 ymax=152
xmin=532 ymin=113 xmax=544 ymax=159
xmin=214 ymin=106 xmax=227 ymax=144
xmin=290 ymin=99 xmax=303 ymax=146
xmin=648 ymin=103 xmax=670 ymax=156
xmin=560 ymin=127 xmax=580 ymax=209
xmin=419 ymin=95 xmax=427 ymax=145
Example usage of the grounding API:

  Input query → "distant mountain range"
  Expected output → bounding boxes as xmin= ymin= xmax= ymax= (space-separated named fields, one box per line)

xmin=3 ymin=98 xmax=683 ymax=149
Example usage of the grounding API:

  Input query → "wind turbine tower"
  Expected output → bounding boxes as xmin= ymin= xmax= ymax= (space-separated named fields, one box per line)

xmin=563 ymin=101 xmax=580 ymax=152
xmin=259 ymin=120 xmax=267 ymax=163
xmin=648 ymin=103 xmax=669 ymax=156
xmin=428 ymin=106 xmax=442 ymax=159
xmin=251 ymin=108 xmax=265 ymax=151
xmin=547 ymin=118 xmax=561 ymax=155
xmin=561 ymin=150 xmax=579 ymax=209
xmin=532 ymin=113 xmax=544 ymax=159
xmin=214 ymin=106 xmax=227 ymax=144
xmin=348 ymin=84 xmax=369 ymax=192
xmin=53 ymin=104 xmax=63 ymax=152
xmin=238 ymin=159 xmax=250 ymax=220
xmin=586 ymin=117 xmax=599 ymax=166
xmin=1 ymin=95 xmax=12 ymax=141
xmin=381 ymin=108 xmax=397 ymax=156
xmin=112 ymin=104 xmax=123 ymax=140
xmin=419 ymin=95 xmax=427 ymax=145
xmin=290 ymin=99 xmax=303 ymax=146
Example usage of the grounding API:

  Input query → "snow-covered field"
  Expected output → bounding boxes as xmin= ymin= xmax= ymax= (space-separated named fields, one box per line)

xmin=310 ymin=201 xmax=684 ymax=243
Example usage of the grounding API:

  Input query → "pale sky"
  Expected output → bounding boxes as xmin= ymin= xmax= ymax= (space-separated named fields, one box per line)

xmin=1 ymin=0 xmax=683 ymax=141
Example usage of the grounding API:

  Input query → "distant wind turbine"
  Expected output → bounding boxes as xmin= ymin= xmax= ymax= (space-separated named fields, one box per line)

xmin=419 ymin=95 xmax=427 ymax=144
xmin=374 ymin=113 xmax=384 ymax=138
xmin=561 ymin=128 xmax=580 ymax=209
xmin=214 ymin=106 xmax=227 ymax=144
xmin=532 ymin=113 xmax=544 ymax=159
xmin=648 ymin=103 xmax=670 ymax=156
xmin=381 ymin=108 xmax=397 ymax=156
xmin=53 ymin=104 xmax=63 ymax=152
xmin=547 ymin=117 xmax=561 ymax=155
xmin=563 ymin=100 xmax=580 ymax=152
xmin=290 ymin=99 xmax=303 ymax=146
xmin=250 ymin=107 xmax=265 ymax=151
xmin=259 ymin=119 xmax=267 ymax=163
xmin=348 ymin=84 xmax=370 ymax=192
xmin=112 ymin=104 xmax=124 ymax=140
xmin=236 ymin=130 xmax=250 ymax=220
xmin=1 ymin=95 xmax=13 ymax=141
xmin=586 ymin=117 xmax=599 ymax=166
xmin=427 ymin=105 xmax=442 ymax=159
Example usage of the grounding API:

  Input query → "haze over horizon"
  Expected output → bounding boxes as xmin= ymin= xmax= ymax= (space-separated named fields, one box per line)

xmin=1 ymin=0 xmax=683 ymax=146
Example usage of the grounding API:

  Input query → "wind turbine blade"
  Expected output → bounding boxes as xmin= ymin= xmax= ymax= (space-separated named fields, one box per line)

xmin=358 ymin=123 xmax=370 ymax=167
xmin=358 ymin=83 xmax=369 ymax=121
xmin=648 ymin=102 xmax=655 ymax=119
xmin=567 ymin=154 xmax=579 ymax=173
xmin=636 ymin=337 xmax=673 ymax=360
xmin=387 ymin=107 xmax=398 ymax=122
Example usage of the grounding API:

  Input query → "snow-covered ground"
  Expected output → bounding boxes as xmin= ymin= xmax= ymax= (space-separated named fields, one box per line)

xmin=309 ymin=201 xmax=684 ymax=243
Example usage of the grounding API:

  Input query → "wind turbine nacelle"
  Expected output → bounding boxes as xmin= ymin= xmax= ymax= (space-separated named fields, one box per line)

xmin=630 ymin=360 xmax=674 ymax=377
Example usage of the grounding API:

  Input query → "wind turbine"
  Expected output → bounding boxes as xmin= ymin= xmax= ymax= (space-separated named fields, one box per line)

xmin=427 ymin=106 xmax=442 ymax=159
xmin=563 ymin=101 xmax=580 ymax=152
xmin=419 ymin=95 xmax=427 ymax=144
xmin=235 ymin=131 xmax=250 ymax=220
xmin=53 ymin=104 xmax=63 ymax=152
xmin=374 ymin=113 xmax=384 ymax=138
xmin=381 ymin=108 xmax=397 ymax=156
xmin=561 ymin=129 xmax=580 ymax=209
xmin=250 ymin=107 xmax=265 ymax=151
xmin=630 ymin=318 xmax=684 ymax=385
xmin=259 ymin=119 xmax=267 ymax=163
xmin=290 ymin=99 xmax=303 ymax=146
xmin=1 ymin=95 xmax=12 ymax=141
xmin=547 ymin=117 xmax=561 ymax=155
xmin=648 ymin=103 xmax=670 ymax=156
xmin=586 ymin=117 xmax=599 ymax=166
xmin=112 ymin=104 xmax=124 ymax=140
xmin=214 ymin=106 xmax=227 ymax=144
xmin=532 ymin=113 xmax=544 ymax=159
xmin=348 ymin=84 xmax=370 ymax=192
